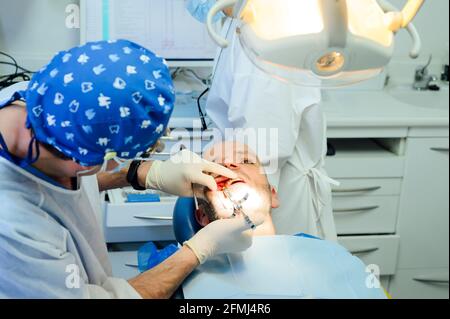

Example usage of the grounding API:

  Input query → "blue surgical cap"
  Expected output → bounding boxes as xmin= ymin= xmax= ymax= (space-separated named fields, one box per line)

xmin=25 ymin=39 xmax=175 ymax=166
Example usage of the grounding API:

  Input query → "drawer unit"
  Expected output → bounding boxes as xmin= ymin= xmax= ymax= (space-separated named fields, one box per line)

xmin=106 ymin=201 xmax=175 ymax=227
xmin=389 ymin=268 xmax=449 ymax=299
xmin=326 ymin=139 xmax=405 ymax=179
xmin=104 ymin=189 xmax=177 ymax=243
xmin=331 ymin=178 xmax=402 ymax=197
xmin=338 ymin=235 xmax=400 ymax=275
xmin=108 ymin=251 xmax=140 ymax=280
xmin=333 ymin=196 xmax=399 ymax=235
xmin=104 ymin=225 xmax=174 ymax=244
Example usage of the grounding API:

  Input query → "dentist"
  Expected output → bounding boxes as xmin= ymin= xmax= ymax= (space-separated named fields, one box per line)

xmin=0 ymin=39 xmax=257 ymax=299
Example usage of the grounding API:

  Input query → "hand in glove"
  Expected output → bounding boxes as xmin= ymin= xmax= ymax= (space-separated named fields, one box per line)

xmin=184 ymin=215 xmax=262 ymax=264
xmin=143 ymin=149 xmax=237 ymax=197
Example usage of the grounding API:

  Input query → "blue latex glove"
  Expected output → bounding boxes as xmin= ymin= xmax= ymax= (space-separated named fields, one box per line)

xmin=137 ymin=242 xmax=179 ymax=272
xmin=186 ymin=0 xmax=225 ymax=23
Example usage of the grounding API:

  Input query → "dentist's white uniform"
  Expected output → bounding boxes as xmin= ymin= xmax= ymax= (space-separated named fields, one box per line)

xmin=0 ymin=82 xmax=139 ymax=298
xmin=206 ymin=19 xmax=338 ymax=240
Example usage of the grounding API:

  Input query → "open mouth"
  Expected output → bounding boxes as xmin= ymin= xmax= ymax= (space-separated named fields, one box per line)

xmin=216 ymin=177 xmax=246 ymax=191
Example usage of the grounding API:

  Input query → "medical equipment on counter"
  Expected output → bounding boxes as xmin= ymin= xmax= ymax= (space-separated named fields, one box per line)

xmin=206 ymin=0 xmax=425 ymax=87
xmin=169 ymin=91 xmax=212 ymax=129
xmin=126 ymin=193 xmax=161 ymax=203
xmin=104 ymin=187 xmax=176 ymax=243
xmin=108 ymin=188 xmax=175 ymax=206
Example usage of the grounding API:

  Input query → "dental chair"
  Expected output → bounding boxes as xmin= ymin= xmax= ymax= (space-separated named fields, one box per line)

xmin=172 ymin=197 xmax=388 ymax=299
xmin=172 ymin=197 xmax=201 ymax=245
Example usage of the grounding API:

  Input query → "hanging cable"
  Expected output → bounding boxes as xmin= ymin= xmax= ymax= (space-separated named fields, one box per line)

xmin=197 ymin=88 xmax=209 ymax=131
xmin=0 ymin=61 xmax=34 ymax=73
xmin=0 ymin=51 xmax=35 ymax=90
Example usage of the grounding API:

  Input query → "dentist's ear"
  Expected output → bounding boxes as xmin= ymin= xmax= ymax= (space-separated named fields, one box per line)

xmin=271 ymin=186 xmax=280 ymax=209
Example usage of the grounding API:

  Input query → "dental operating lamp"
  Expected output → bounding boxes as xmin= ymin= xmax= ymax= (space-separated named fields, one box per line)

xmin=206 ymin=0 xmax=425 ymax=87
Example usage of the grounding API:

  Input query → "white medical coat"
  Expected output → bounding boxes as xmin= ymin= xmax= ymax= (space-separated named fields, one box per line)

xmin=0 ymin=157 xmax=141 ymax=299
xmin=206 ymin=19 xmax=337 ymax=240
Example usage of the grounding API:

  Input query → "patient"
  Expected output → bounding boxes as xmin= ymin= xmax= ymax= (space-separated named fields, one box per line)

xmin=193 ymin=141 xmax=277 ymax=236
xmin=187 ymin=142 xmax=387 ymax=299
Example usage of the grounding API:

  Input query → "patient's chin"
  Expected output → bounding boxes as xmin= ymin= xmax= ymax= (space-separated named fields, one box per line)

xmin=253 ymin=218 xmax=276 ymax=236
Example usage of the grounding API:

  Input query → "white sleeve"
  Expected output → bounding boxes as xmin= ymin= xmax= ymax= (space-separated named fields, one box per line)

xmin=0 ymin=231 xmax=142 ymax=299
xmin=85 ymin=278 xmax=142 ymax=299
xmin=0 ymin=199 xmax=141 ymax=299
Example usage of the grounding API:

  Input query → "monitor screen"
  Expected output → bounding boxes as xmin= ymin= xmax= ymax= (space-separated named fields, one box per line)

xmin=81 ymin=0 xmax=218 ymax=63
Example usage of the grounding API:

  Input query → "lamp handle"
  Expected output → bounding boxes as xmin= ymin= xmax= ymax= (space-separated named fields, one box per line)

xmin=385 ymin=0 xmax=425 ymax=32
xmin=378 ymin=0 xmax=422 ymax=58
xmin=206 ymin=0 xmax=238 ymax=48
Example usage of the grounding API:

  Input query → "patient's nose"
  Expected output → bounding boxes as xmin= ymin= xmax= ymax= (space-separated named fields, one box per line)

xmin=223 ymin=163 xmax=240 ymax=170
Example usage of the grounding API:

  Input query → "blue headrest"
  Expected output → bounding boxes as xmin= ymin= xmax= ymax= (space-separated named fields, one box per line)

xmin=173 ymin=197 xmax=202 ymax=245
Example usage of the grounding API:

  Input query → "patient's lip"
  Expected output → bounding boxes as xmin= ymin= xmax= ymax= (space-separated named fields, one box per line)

xmin=215 ymin=177 xmax=229 ymax=191
xmin=225 ymin=178 xmax=246 ymax=189
xmin=215 ymin=176 xmax=230 ymax=183
xmin=215 ymin=176 xmax=246 ymax=191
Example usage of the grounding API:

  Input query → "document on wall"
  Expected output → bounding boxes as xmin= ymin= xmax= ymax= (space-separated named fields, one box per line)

xmin=82 ymin=0 xmax=218 ymax=60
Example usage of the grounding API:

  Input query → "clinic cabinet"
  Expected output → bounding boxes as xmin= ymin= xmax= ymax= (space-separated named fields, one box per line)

xmin=325 ymin=136 xmax=449 ymax=299
xmin=325 ymin=138 xmax=403 ymax=288
xmin=389 ymin=137 xmax=449 ymax=299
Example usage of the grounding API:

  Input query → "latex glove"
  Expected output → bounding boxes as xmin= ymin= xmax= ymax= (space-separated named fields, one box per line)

xmin=145 ymin=149 xmax=237 ymax=197
xmin=185 ymin=216 xmax=261 ymax=264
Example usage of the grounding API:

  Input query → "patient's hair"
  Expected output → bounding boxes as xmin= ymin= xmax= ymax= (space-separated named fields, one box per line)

xmin=197 ymin=197 xmax=219 ymax=222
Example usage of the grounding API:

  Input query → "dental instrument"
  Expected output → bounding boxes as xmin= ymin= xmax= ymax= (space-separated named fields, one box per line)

xmin=223 ymin=188 xmax=256 ymax=230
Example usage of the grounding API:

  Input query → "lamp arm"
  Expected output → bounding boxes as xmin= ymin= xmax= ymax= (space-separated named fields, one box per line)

xmin=401 ymin=0 xmax=425 ymax=27
xmin=206 ymin=0 xmax=238 ymax=48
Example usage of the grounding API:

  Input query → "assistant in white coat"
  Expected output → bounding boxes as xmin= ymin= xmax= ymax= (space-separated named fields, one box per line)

xmin=206 ymin=18 xmax=338 ymax=240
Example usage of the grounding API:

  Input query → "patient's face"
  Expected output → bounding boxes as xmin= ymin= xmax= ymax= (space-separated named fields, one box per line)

xmin=193 ymin=142 xmax=278 ymax=226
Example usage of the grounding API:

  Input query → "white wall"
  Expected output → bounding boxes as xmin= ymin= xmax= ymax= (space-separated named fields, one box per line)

xmin=0 ymin=0 xmax=80 ymax=71
xmin=0 ymin=0 xmax=449 ymax=73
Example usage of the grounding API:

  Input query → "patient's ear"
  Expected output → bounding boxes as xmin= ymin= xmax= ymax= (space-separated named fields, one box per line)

xmin=271 ymin=186 xmax=280 ymax=209
xmin=194 ymin=208 xmax=210 ymax=227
